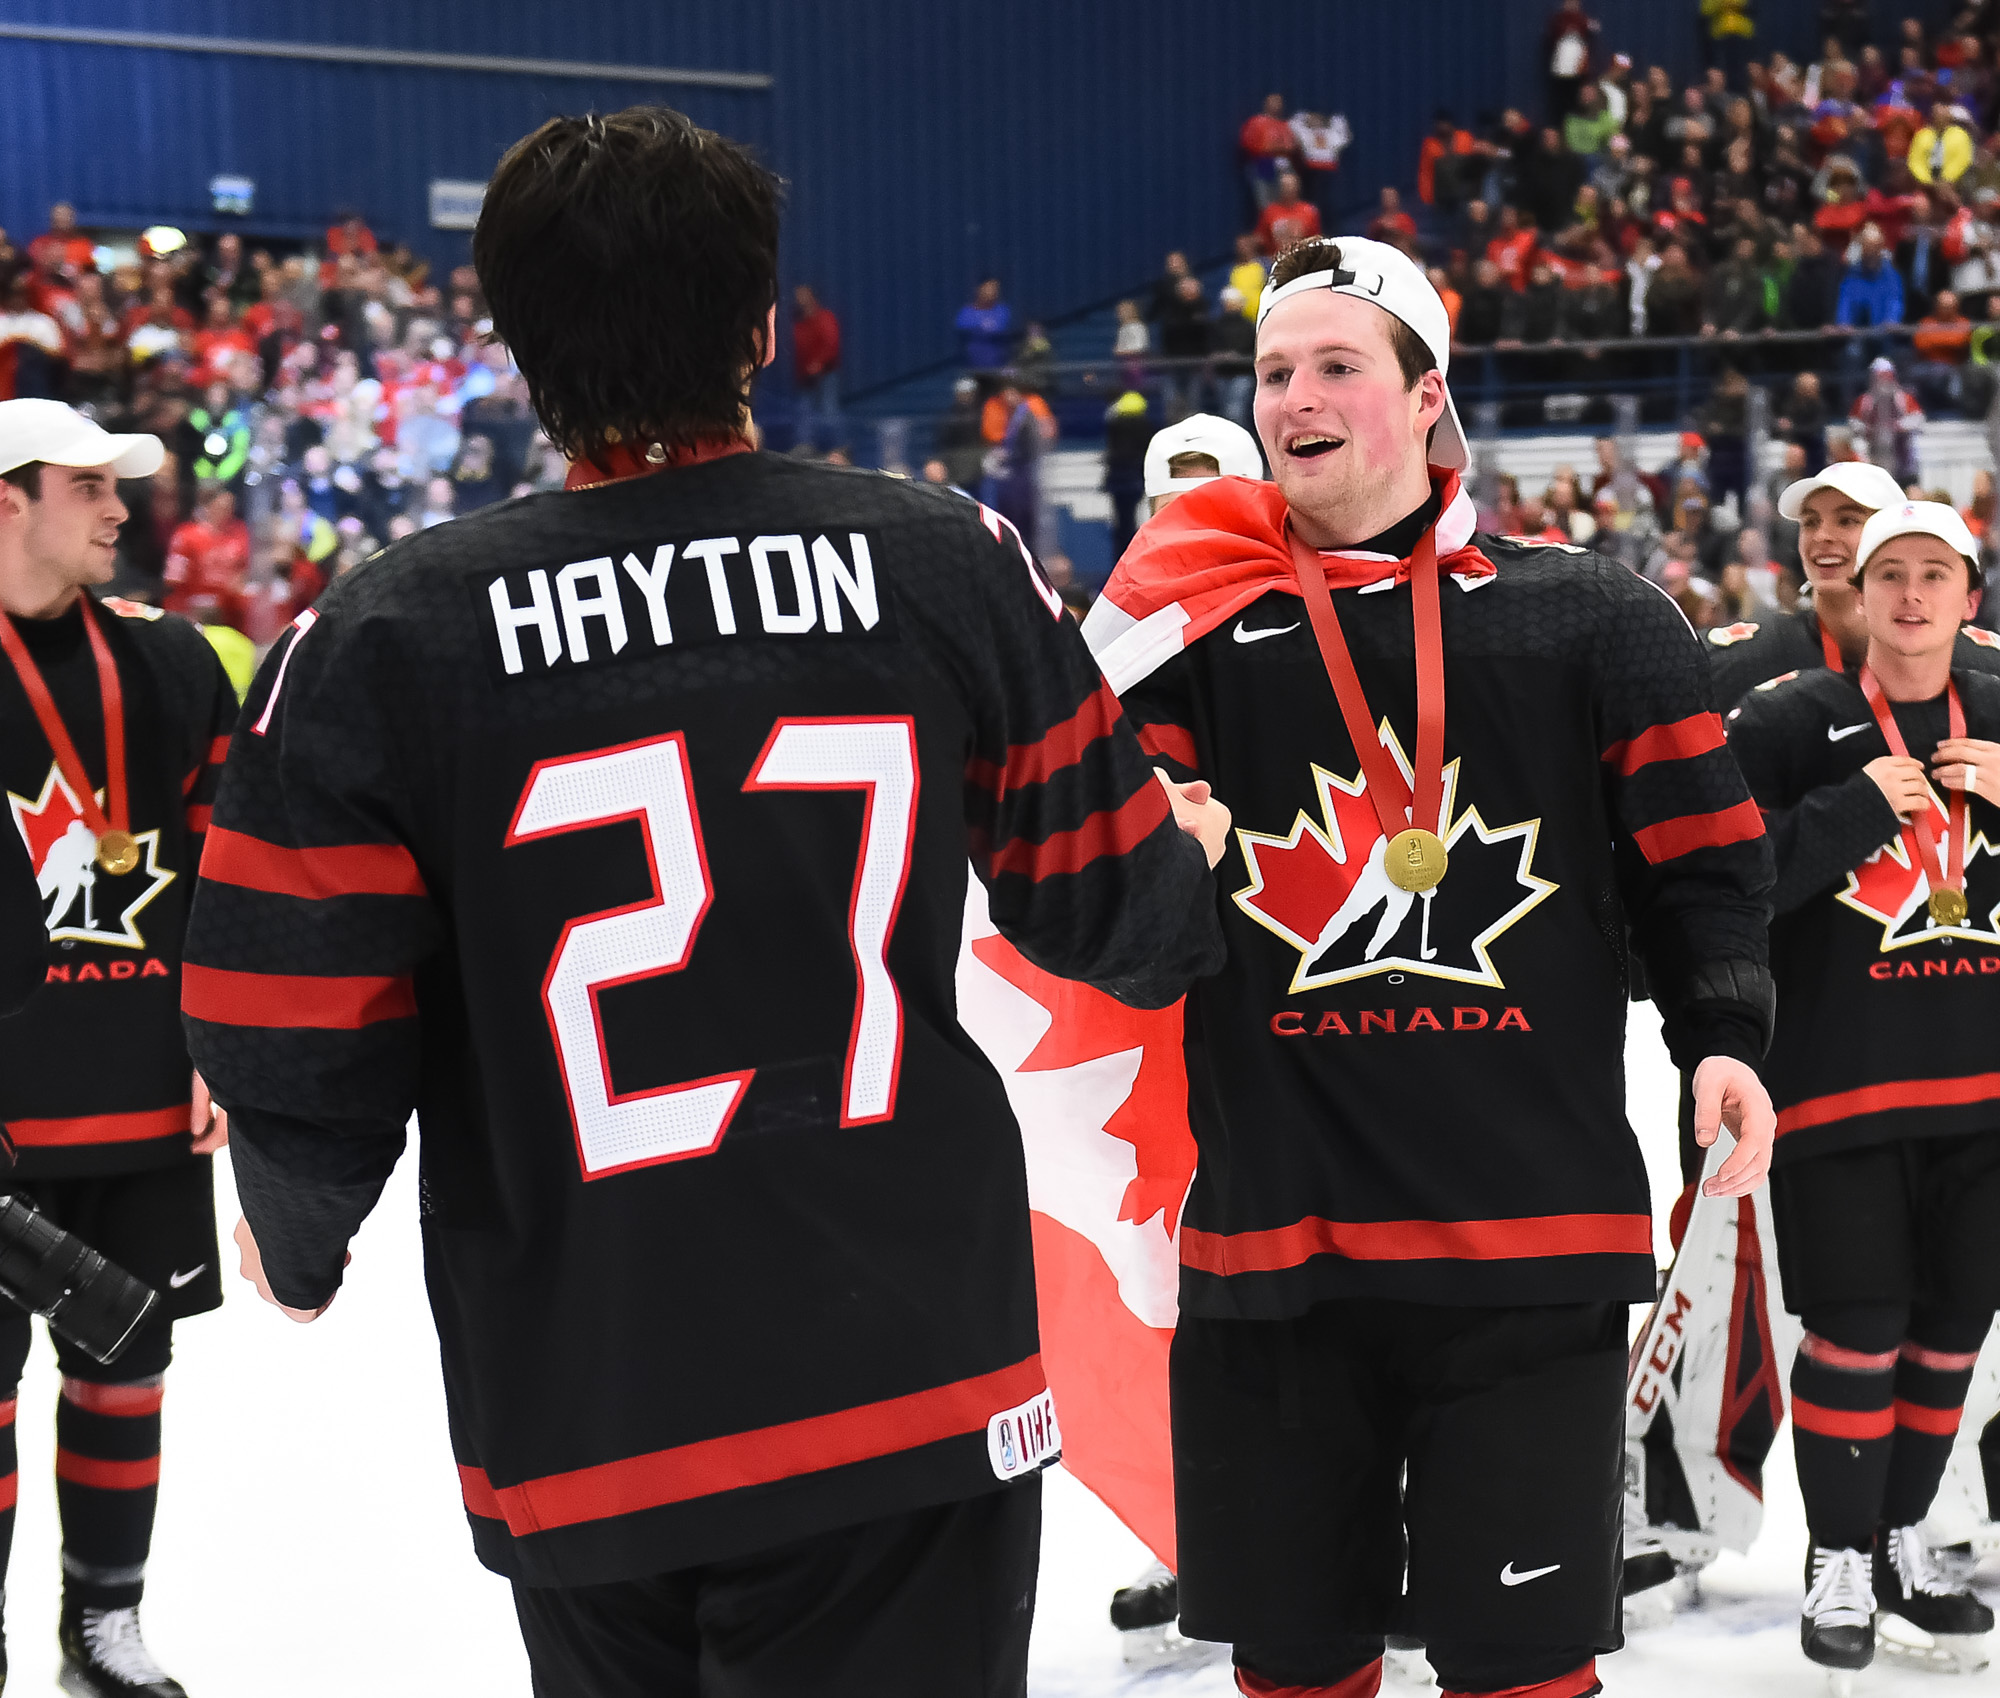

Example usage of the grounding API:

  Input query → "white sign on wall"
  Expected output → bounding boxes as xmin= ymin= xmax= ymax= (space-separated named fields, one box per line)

xmin=429 ymin=179 xmax=488 ymax=231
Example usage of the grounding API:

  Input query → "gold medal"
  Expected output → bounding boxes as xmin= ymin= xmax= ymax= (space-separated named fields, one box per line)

xmin=1930 ymin=887 xmax=1968 ymax=928
xmin=1385 ymin=827 xmax=1448 ymax=893
xmin=95 ymin=830 xmax=139 ymax=876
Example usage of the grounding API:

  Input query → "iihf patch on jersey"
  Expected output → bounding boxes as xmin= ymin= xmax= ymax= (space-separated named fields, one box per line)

xmin=474 ymin=530 xmax=898 ymax=682
xmin=1707 ymin=621 xmax=1760 ymax=647
xmin=7 ymin=763 xmax=173 ymax=948
xmin=987 ymin=1389 xmax=1060 ymax=1480
xmin=1232 ymin=728 xmax=1557 ymax=991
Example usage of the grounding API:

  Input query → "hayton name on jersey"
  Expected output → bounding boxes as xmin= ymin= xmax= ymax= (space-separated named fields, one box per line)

xmin=477 ymin=530 xmax=893 ymax=679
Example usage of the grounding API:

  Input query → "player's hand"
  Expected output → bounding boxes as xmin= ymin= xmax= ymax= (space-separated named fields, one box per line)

xmin=1864 ymin=753 xmax=1933 ymax=819
xmin=1691 ymin=1055 xmax=1776 ymax=1198
xmin=232 ymin=1215 xmax=339 ymax=1324
xmin=1155 ymin=769 xmax=1232 ymax=868
xmin=189 ymin=1070 xmax=228 ymax=1154
xmin=1931 ymin=737 xmax=2000 ymax=805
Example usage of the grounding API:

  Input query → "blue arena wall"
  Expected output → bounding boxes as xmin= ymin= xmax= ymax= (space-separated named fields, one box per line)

xmin=0 ymin=0 xmax=1958 ymax=396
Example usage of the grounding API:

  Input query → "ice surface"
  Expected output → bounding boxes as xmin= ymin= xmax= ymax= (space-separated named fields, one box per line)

xmin=0 ymin=1006 xmax=1975 ymax=1693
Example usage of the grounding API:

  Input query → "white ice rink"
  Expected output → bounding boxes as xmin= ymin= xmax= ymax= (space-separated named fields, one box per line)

xmin=0 ymin=1007 xmax=1984 ymax=1696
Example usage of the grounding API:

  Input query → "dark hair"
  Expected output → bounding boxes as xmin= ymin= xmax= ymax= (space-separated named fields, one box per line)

xmin=474 ymin=106 xmax=781 ymax=458
xmin=0 ymin=463 xmax=42 ymax=499
xmin=1166 ymin=451 xmax=1222 ymax=478
xmin=1265 ymin=239 xmax=1435 ymax=390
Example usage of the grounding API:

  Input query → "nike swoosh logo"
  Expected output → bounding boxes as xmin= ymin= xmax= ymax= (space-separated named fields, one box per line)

xmin=1828 ymin=723 xmax=1872 ymax=742
xmin=1500 ymin=1561 xmax=1561 ymax=1586
xmin=168 ymin=1265 xmax=206 ymax=1289
xmin=1233 ymin=621 xmax=1300 ymax=644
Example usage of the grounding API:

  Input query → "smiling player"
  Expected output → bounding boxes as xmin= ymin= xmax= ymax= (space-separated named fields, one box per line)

xmin=1727 ymin=502 xmax=2000 ymax=1681
xmin=1081 ymin=236 xmax=1777 ymax=1698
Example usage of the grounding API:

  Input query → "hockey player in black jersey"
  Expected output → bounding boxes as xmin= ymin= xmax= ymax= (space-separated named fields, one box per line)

xmin=1080 ymin=236 xmax=1777 ymax=1698
xmin=185 ymin=108 xmax=1228 ymax=1698
xmin=0 ymin=402 xmax=237 ymax=1698
xmin=1728 ymin=500 xmax=2000 ymax=1681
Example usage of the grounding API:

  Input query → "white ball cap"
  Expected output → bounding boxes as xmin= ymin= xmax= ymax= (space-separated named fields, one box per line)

xmin=1775 ymin=459 xmax=1906 ymax=521
xmin=1143 ymin=412 xmax=1265 ymax=498
xmin=1857 ymin=500 xmax=1981 ymax=573
xmin=1253 ymin=236 xmax=1468 ymax=471
xmin=0 ymin=399 xmax=163 ymax=480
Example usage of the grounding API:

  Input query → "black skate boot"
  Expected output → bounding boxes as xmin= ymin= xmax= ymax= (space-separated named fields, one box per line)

xmin=57 ymin=1604 xmax=186 ymax=1698
xmin=1108 ymin=1561 xmax=1176 ymax=1631
xmin=1801 ymin=1545 xmax=1875 ymax=1672
xmin=1873 ymin=1524 xmax=1994 ymax=1673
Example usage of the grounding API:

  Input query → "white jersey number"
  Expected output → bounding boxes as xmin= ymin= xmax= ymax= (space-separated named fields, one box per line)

xmin=505 ymin=720 xmax=918 ymax=1179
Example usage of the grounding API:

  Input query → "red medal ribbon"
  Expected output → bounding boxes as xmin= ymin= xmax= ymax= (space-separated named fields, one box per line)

xmin=564 ymin=436 xmax=754 ymax=491
xmin=1287 ymin=522 xmax=1447 ymax=844
xmin=1858 ymin=664 xmax=1966 ymax=908
xmin=0 ymin=596 xmax=128 ymax=846
xmin=1818 ymin=619 xmax=1844 ymax=673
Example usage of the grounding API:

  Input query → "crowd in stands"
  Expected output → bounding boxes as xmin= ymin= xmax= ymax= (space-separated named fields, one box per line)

xmin=0 ymin=203 xmax=552 ymax=656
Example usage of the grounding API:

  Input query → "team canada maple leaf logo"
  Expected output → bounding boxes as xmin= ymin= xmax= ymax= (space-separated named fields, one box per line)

xmin=7 ymin=763 xmax=173 ymax=948
xmin=1233 ymin=725 xmax=1557 ymax=991
xmin=1838 ymin=792 xmax=2000 ymax=949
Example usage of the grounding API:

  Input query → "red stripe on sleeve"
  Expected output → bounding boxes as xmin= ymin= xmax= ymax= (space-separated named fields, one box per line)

xmin=1179 ymin=1211 xmax=1652 ymax=1275
xmin=1601 ymin=711 xmax=1726 ymax=777
xmin=987 ymin=783 xmax=1170 ymax=881
xmin=1791 ymin=1396 xmax=1895 ymax=1441
xmin=1894 ymin=1398 xmax=1965 ymax=1437
xmin=209 ymin=734 xmax=230 ymax=765
xmin=965 ymin=682 xmax=1122 ymax=795
xmin=1136 ymin=722 xmax=1198 ymax=768
xmin=1629 ymin=798 xmax=1765 ymax=864
xmin=458 ymin=1464 xmax=504 ymax=1520
xmin=181 ymin=963 xmax=417 ymax=1029
xmin=200 ymin=826 xmax=427 ymax=899
xmin=1777 ymin=1071 xmax=2000 ymax=1136
xmin=185 ymin=804 xmax=212 ymax=834
xmin=55 ymin=1450 xmax=160 ymax=1491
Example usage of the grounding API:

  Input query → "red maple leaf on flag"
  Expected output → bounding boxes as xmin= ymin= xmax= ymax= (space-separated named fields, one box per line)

xmin=1237 ymin=768 xmax=1384 ymax=948
xmin=969 ymin=935 xmax=1194 ymax=1228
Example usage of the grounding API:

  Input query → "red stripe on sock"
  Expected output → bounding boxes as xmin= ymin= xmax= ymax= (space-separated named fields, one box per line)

xmin=1894 ymin=1398 xmax=1965 ymax=1437
xmin=55 ymin=1450 xmax=159 ymax=1491
xmin=1901 ymin=1341 xmax=1982 ymax=1372
xmin=1442 ymin=1660 xmax=1600 ymax=1698
xmin=0 ymin=1472 xmax=17 ymax=1511
xmin=60 ymin=1379 xmax=163 ymax=1417
xmin=1801 ymin=1333 xmax=1900 ymax=1372
xmin=1792 ymin=1395 xmax=1895 ymax=1440
xmin=1236 ymin=1661 xmax=1383 ymax=1698
xmin=0 ymin=1398 xmax=18 ymax=1426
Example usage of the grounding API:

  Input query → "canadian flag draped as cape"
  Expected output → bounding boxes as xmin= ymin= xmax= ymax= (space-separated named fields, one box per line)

xmin=955 ymin=472 xmax=1487 ymax=1567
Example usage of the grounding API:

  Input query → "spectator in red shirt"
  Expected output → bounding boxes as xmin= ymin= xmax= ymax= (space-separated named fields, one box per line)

xmin=1419 ymin=112 xmax=1477 ymax=210
xmin=1367 ymin=186 xmax=1419 ymax=253
xmin=1239 ymin=92 xmax=1297 ymax=210
xmin=1255 ymin=172 xmax=1322 ymax=255
xmin=1486 ymin=204 xmax=1540 ymax=290
xmin=25 ymin=204 xmax=94 ymax=281
xmin=163 ymin=484 xmax=251 ymax=629
xmin=319 ymin=214 xmax=378 ymax=289
xmin=790 ymin=284 xmax=843 ymax=455
xmin=191 ymin=295 xmax=254 ymax=386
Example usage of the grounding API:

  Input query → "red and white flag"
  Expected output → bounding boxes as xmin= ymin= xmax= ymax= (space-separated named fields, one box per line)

xmin=957 ymin=882 xmax=1191 ymax=1566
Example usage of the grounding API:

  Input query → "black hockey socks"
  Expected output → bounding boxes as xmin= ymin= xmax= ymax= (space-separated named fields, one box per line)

xmin=1791 ymin=1304 xmax=1904 ymax=1550
xmin=55 ymin=1376 xmax=162 ymax=1611
xmin=0 ymin=1385 xmax=17 ymax=1618
xmin=1881 ymin=1307 xmax=1993 ymax=1530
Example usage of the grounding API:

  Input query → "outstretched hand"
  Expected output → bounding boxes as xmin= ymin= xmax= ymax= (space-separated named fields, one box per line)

xmin=1156 ymin=769 xmax=1233 ymax=868
xmin=1691 ymin=1055 xmax=1776 ymax=1198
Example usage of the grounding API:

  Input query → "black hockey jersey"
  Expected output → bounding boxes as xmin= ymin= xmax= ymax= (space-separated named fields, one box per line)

xmin=184 ymin=453 xmax=1221 ymax=1587
xmin=1096 ymin=508 xmax=1773 ymax=1320
xmin=0 ymin=595 xmax=233 ymax=1176
xmin=1706 ymin=603 xmax=2000 ymax=707
xmin=1726 ymin=665 xmax=2000 ymax=1165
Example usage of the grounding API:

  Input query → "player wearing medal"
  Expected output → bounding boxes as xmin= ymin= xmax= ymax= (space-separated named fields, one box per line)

xmin=1081 ymin=235 xmax=1777 ymax=1698
xmin=0 ymin=400 xmax=235 ymax=1698
xmin=181 ymin=108 xmax=1228 ymax=1697
xmin=1726 ymin=501 xmax=2000 ymax=1680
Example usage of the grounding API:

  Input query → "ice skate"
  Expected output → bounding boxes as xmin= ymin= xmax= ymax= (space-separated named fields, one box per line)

xmin=1873 ymin=1524 xmax=1993 ymax=1674
xmin=1108 ymin=1563 xmax=1218 ymax=1671
xmin=57 ymin=1605 xmax=187 ymax=1698
xmin=1802 ymin=1544 xmax=1875 ymax=1687
xmin=1382 ymin=1633 xmax=1434 ymax=1688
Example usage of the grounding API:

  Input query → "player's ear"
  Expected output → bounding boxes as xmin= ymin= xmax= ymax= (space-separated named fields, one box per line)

xmin=1415 ymin=369 xmax=1448 ymax=433
xmin=758 ymin=302 xmax=777 ymax=370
